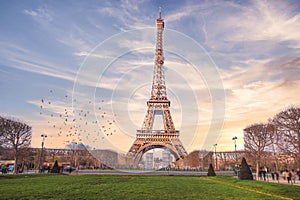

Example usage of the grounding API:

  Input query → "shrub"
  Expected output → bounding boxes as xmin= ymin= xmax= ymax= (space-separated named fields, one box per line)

xmin=238 ymin=157 xmax=253 ymax=180
xmin=207 ymin=163 xmax=216 ymax=176
xmin=51 ymin=160 xmax=60 ymax=173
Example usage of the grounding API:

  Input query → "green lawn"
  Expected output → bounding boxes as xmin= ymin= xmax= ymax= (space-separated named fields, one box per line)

xmin=0 ymin=174 xmax=299 ymax=200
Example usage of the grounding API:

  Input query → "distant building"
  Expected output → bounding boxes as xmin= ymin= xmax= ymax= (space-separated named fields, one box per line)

xmin=145 ymin=153 xmax=154 ymax=169
xmin=162 ymin=149 xmax=171 ymax=168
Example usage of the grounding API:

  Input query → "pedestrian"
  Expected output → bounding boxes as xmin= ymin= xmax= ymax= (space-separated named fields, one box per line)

xmin=281 ymin=170 xmax=285 ymax=180
xmin=258 ymin=169 xmax=262 ymax=180
xmin=284 ymin=169 xmax=291 ymax=183
xmin=291 ymin=169 xmax=296 ymax=184
xmin=262 ymin=169 xmax=266 ymax=181
xmin=263 ymin=166 xmax=268 ymax=181
xmin=297 ymin=168 xmax=300 ymax=181
xmin=271 ymin=172 xmax=275 ymax=180
xmin=275 ymin=171 xmax=279 ymax=182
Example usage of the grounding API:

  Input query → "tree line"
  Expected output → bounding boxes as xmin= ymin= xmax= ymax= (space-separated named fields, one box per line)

xmin=2 ymin=105 xmax=299 ymax=174
xmin=244 ymin=105 xmax=300 ymax=177
xmin=0 ymin=116 xmax=104 ymax=173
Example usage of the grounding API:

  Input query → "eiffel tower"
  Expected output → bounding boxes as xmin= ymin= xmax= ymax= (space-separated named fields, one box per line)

xmin=127 ymin=9 xmax=187 ymax=164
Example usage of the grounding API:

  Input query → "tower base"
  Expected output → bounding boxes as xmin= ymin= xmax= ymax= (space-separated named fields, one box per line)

xmin=127 ymin=130 xmax=187 ymax=165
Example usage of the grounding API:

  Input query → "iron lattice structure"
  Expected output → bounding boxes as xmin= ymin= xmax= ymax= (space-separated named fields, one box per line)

xmin=127 ymin=10 xmax=187 ymax=163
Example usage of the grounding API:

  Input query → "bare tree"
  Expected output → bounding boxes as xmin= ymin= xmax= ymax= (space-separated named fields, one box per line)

xmin=0 ymin=117 xmax=32 ymax=174
xmin=243 ymin=123 xmax=274 ymax=179
xmin=272 ymin=106 xmax=300 ymax=166
xmin=0 ymin=117 xmax=7 ymax=146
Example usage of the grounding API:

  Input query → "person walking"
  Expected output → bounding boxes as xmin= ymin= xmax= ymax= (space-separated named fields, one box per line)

xmin=284 ymin=169 xmax=291 ymax=184
xmin=297 ymin=168 xmax=300 ymax=181
xmin=274 ymin=171 xmax=279 ymax=183
xmin=291 ymin=169 xmax=296 ymax=184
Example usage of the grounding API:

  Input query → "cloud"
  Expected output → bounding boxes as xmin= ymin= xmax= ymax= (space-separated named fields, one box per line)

xmin=166 ymin=10 xmax=192 ymax=22
xmin=222 ymin=55 xmax=300 ymax=122
xmin=73 ymin=51 xmax=115 ymax=59
xmin=0 ymin=43 xmax=76 ymax=82
xmin=0 ymin=68 xmax=9 ymax=74
xmin=216 ymin=53 xmax=300 ymax=150
xmin=201 ymin=0 xmax=300 ymax=50
xmin=16 ymin=58 xmax=75 ymax=81
xmin=22 ymin=4 xmax=100 ymax=54
xmin=240 ymin=0 xmax=300 ymax=44
xmin=97 ymin=1 xmax=153 ymax=30
xmin=23 ymin=7 xmax=53 ymax=22
xmin=267 ymin=56 xmax=300 ymax=74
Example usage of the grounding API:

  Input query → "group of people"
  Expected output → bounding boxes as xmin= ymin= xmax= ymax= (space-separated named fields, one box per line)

xmin=259 ymin=167 xmax=300 ymax=184
xmin=283 ymin=169 xmax=299 ymax=184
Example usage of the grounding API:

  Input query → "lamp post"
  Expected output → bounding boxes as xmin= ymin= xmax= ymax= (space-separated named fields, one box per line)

xmin=40 ymin=134 xmax=47 ymax=172
xmin=198 ymin=151 xmax=206 ymax=171
xmin=73 ymin=142 xmax=77 ymax=168
xmin=232 ymin=136 xmax=237 ymax=162
xmin=70 ymin=142 xmax=77 ymax=169
xmin=213 ymin=144 xmax=217 ymax=170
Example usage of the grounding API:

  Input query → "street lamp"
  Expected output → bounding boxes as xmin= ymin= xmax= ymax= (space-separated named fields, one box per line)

xmin=213 ymin=144 xmax=217 ymax=170
xmin=232 ymin=136 xmax=237 ymax=162
xmin=40 ymin=134 xmax=47 ymax=172
xmin=198 ymin=151 xmax=206 ymax=171
xmin=73 ymin=142 xmax=78 ymax=168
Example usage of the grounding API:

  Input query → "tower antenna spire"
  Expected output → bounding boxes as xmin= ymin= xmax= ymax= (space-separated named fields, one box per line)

xmin=158 ymin=7 xmax=162 ymax=18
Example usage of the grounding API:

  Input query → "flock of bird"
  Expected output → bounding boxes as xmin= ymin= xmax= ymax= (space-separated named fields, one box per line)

xmin=39 ymin=90 xmax=118 ymax=147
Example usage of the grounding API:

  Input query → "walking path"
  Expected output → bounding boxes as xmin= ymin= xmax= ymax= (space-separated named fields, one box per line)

xmin=256 ymin=177 xmax=300 ymax=186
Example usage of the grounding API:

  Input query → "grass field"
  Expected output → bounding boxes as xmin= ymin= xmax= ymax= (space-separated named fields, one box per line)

xmin=0 ymin=174 xmax=299 ymax=200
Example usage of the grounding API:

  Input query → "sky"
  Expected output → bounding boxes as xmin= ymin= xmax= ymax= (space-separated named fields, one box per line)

xmin=1 ymin=0 xmax=300 ymax=154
